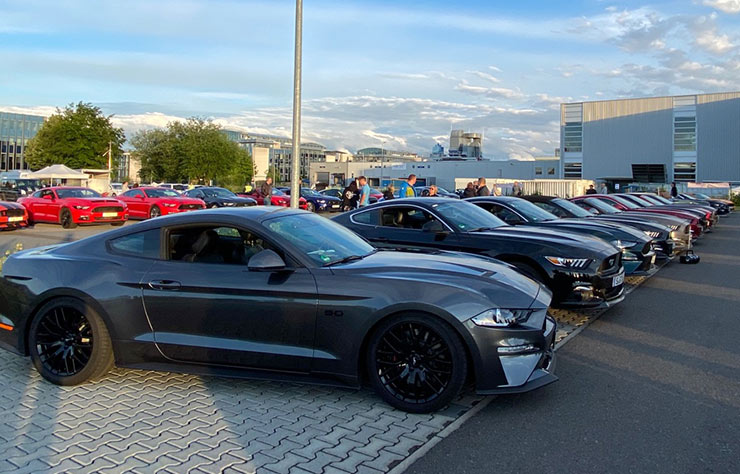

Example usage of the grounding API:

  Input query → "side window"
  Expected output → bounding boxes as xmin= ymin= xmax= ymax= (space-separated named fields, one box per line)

xmin=108 ymin=229 xmax=161 ymax=259
xmin=535 ymin=202 xmax=567 ymax=218
xmin=352 ymin=209 xmax=380 ymax=225
xmin=488 ymin=204 xmax=519 ymax=223
xmin=40 ymin=189 xmax=54 ymax=199
xmin=167 ymin=226 xmax=281 ymax=265
xmin=380 ymin=207 xmax=440 ymax=230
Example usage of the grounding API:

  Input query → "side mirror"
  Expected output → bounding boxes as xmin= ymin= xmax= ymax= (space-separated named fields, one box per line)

xmin=248 ymin=249 xmax=287 ymax=272
xmin=137 ymin=194 xmax=145 ymax=199
xmin=42 ymin=194 xmax=53 ymax=200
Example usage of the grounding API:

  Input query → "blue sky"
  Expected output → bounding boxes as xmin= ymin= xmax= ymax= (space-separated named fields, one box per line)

xmin=2 ymin=0 xmax=740 ymax=158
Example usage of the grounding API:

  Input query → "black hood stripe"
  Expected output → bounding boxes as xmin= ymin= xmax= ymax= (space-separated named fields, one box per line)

xmin=0 ymin=201 xmax=24 ymax=210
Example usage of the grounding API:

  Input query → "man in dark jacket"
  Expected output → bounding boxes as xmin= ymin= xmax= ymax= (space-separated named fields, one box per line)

xmin=585 ymin=184 xmax=598 ymax=195
xmin=476 ymin=177 xmax=490 ymax=196
xmin=261 ymin=177 xmax=273 ymax=206
xmin=342 ymin=179 xmax=359 ymax=211
xmin=670 ymin=182 xmax=678 ymax=198
xmin=462 ymin=182 xmax=476 ymax=198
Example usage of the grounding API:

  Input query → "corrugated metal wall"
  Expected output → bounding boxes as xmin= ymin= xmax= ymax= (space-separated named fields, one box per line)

xmin=696 ymin=95 xmax=740 ymax=181
xmin=581 ymin=98 xmax=673 ymax=179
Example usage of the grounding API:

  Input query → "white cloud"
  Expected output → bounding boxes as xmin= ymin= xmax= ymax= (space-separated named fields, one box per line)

xmin=703 ymin=1 xmax=740 ymax=14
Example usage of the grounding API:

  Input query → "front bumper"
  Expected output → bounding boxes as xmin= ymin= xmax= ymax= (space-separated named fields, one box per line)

xmin=472 ymin=314 xmax=558 ymax=395
xmin=623 ymin=249 xmax=656 ymax=276
xmin=551 ymin=265 xmax=625 ymax=309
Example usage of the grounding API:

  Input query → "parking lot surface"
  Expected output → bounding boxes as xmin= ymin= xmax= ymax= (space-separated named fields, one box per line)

xmin=0 ymin=216 xmax=736 ymax=473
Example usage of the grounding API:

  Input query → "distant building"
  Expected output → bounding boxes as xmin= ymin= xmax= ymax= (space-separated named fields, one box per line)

xmin=431 ymin=143 xmax=445 ymax=157
xmin=354 ymin=147 xmax=422 ymax=163
xmin=116 ymin=151 xmax=142 ymax=183
xmin=560 ymin=92 xmax=740 ymax=184
xmin=0 ymin=112 xmax=45 ymax=171
xmin=225 ymin=131 xmax=326 ymax=183
xmin=448 ymin=130 xmax=482 ymax=159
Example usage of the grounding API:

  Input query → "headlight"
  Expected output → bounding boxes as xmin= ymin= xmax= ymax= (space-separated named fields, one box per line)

xmin=544 ymin=256 xmax=591 ymax=269
xmin=471 ymin=308 xmax=532 ymax=328
xmin=73 ymin=205 xmax=90 ymax=210
xmin=163 ymin=203 xmax=177 ymax=207
xmin=643 ymin=230 xmax=661 ymax=239
xmin=611 ymin=239 xmax=638 ymax=250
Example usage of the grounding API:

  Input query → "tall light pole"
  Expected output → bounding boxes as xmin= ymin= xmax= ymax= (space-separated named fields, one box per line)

xmin=380 ymin=140 xmax=386 ymax=189
xmin=289 ymin=0 xmax=303 ymax=208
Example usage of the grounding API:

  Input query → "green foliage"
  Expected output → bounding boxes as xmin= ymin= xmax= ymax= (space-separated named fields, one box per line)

xmin=731 ymin=192 xmax=740 ymax=207
xmin=0 ymin=243 xmax=23 ymax=272
xmin=132 ymin=118 xmax=252 ymax=186
xmin=265 ymin=166 xmax=279 ymax=183
xmin=25 ymin=102 xmax=125 ymax=171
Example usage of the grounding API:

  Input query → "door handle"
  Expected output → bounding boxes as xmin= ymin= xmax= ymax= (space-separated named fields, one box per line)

xmin=148 ymin=280 xmax=181 ymax=290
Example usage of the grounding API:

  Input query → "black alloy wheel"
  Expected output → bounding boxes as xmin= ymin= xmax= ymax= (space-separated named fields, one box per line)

xmin=149 ymin=205 xmax=161 ymax=218
xmin=367 ymin=314 xmax=467 ymax=413
xmin=60 ymin=209 xmax=76 ymax=229
xmin=209 ymin=203 xmax=219 ymax=209
xmin=29 ymin=297 xmax=114 ymax=385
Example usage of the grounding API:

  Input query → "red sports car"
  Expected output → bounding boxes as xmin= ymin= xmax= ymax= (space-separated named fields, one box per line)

xmin=239 ymin=188 xmax=308 ymax=209
xmin=117 ymin=187 xmax=206 ymax=219
xmin=0 ymin=201 xmax=29 ymax=230
xmin=18 ymin=187 xmax=128 ymax=229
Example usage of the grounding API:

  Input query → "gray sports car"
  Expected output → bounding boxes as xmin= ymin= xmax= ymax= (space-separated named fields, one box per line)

xmin=0 ymin=207 xmax=556 ymax=412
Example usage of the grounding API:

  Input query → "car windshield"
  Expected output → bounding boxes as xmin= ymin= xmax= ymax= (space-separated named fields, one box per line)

xmin=433 ymin=201 xmax=506 ymax=231
xmin=264 ymin=213 xmax=375 ymax=266
xmin=272 ymin=189 xmax=287 ymax=196
xmin=56 ymin=188 xmax=101 ymax=199
xmin=506 ymin=199 xmax=558 ymax=222
xmin=301 ymin=188 xmax=322 ymax=197
xmin=583 ymin=198 xmax=619 ymax=214
xmin=650 ymin=195 xmax=673 ymax=204
xmin=694 ymin=193 xmax=710 ymax=199
xmin=552 ymin=198 xmax=594 ymax=217
xmin=203 ymin=188 xmax=236 ymax=198
xmin=145 ymin=188 xmax=181 ymax=198
xmin=609 ymin=195 xmax=640 ymax=209
xmin=637 ymin=195 xmax=662 ymax=205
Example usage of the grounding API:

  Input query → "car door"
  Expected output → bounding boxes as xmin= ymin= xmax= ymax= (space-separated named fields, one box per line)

xmin=24 ymin=191 xmax=47 ymax=221
xmin=118 ymin=189 xmax=144 ymax=218
xmin=141 ymin=223 xmax=318 ymax=372
xmin=360 ymin=205 xmax=457 ymax=250
xmin=46 ymin=189 xmax=64 ymax=223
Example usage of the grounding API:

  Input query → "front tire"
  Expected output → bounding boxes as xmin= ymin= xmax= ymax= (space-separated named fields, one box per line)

xmin=366 ymin=314 xmax=467 ymax=413
xmin=149 ymin=206 xmax=161 ymax=219
xmin=306 ymin=202 xmax=316 ymax=212
xmin=28 ymin=297 xmax=114 ymax=386
xmin=60 ymin=209 xmax=76 ymax=229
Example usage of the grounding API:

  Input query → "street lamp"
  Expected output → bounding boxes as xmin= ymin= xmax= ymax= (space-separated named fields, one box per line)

xmin=289 ymin=0 xmax=303 ymax=208
xmin=380 ymin=140 xmax=386 ymax=189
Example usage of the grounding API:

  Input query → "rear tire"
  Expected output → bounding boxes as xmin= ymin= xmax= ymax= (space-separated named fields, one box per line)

xmin=28 ymin=297 xmax=115 ymax=386
xmin=60 ymin=209 xmax=76 ymax=229
xmin=366 ymin=313 xmax=467 ymax=413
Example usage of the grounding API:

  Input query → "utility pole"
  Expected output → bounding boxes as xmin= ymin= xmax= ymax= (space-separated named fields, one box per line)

xmin=289 ymin=0 xmax=303 ymax=208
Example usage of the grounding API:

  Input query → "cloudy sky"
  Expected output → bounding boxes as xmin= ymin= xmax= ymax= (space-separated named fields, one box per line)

xmin=1 ymin=0 xmax=740 ymax=159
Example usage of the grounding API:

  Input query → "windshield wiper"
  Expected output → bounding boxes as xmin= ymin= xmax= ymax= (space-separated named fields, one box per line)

xmin=323 ymin=252 xmax=374 ymax=267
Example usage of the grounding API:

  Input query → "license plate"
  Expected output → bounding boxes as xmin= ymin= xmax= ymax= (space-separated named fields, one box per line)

xmin=331 ymin=204 xmax=340 ymax=208
xmin=8 ymin=216 xmax=22 ymax=222
xmin=613 ymin=272 xmax=625 ymax=287
xmin=102 ymin=212 xmax=118 ymax=218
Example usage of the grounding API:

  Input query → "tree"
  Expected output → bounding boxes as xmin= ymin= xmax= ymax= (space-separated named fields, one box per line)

xmin=25 ymin=102 xmax=125 ymax=171
xmin=131 ymin=117 xmax=252 ymax=187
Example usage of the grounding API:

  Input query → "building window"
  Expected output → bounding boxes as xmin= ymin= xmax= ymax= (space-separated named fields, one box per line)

xmin=563 ymin=162 xmax=582 ymax=179
xmin=547 ymin=167 xmax=555 ymax=176
xmin=673 ymin=116 xmax=696 ymax=152
xmin=535 ymin=167 xmax=543 ymax=176
xmin=563 ymin=123 xmax=582 ymax=153
xmin=673 ymin=162 xmax=696 ymax=182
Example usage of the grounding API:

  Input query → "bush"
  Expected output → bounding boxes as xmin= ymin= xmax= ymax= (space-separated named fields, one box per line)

xmin=0 ymin=243 xmax=23 ymax=272
xmin=731 ymin=193 xmax=740 ymax=207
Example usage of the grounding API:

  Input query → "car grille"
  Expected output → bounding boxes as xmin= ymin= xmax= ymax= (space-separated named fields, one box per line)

xmin=644 ymin=230 xmax=661 ymax=239
xmin=179 ymin=204 xmax=202 ymax=210
xmin=5 ymin=209 xmax=24 ymax=218
xmin=598 ymin=253 xmax=621 ymax=274
xmin=93 ymin=206 xmax=123 ymax=213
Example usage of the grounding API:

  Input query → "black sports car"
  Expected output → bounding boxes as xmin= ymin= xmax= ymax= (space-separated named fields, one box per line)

xmin=521 ymin=195 xmax=678 ymax=259
xmin=466 ymin=196 xmax=656 ymax=276
xmin=0 ymin=207 xmax=556 ymax=413
xmin=333 ymin=198 xmax=625 ymax=309
xmin=183 ymin=187 xmax=257 ymax=208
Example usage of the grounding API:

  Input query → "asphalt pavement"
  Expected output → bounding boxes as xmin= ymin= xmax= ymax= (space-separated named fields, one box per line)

xmin=407 ymin=213 xmax=740 ymax=474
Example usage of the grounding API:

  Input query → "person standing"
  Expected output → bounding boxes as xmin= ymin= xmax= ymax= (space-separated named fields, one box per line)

xmin=342 ymin=179 xmax=359 ymax=211
xmin=358 ymin=176 xmax=371 ymax=207
xmin=122 ymin=181 xmax=130 ymax=193
xmin=398 ymin=174 xmax=417 ymax=198
xmin=463 ymin=182 xmax=476 ymax=198
xmin=476 ymin=177 xmax=490 ymax=196
xmin=599 ymin=182 xmax=608 ymax=194
xmin=382 ymin=185 xmax=395 ymax=201
xmin=585 ymin=184 xmax=598 ymax=195
xmin=670 ymin=182 xmax=678 ymax=198
xmin=261 ymin=177 xmax=273 ymax=206
xmin=426 ymin=185 xmax=438 ymax=197
xmin=512 ymin=181 xmax=521 ymax=197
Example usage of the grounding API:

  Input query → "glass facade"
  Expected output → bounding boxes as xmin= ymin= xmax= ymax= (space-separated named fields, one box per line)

xmin=0 ymin=112 xmax=45 ymax=171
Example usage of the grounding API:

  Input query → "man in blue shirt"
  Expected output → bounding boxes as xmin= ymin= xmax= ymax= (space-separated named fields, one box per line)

xmin=358 ymin=176 xmax=371 ymax=207
xmin=398 ymin=174 xmax=417 ymax=198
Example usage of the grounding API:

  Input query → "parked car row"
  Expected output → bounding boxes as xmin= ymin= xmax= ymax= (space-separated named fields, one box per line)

xmin=0 ymin=189 xmax=725 ymax=414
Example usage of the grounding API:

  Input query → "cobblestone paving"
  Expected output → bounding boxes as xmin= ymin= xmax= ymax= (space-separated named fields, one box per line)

xmin=0 ymin=350 xmax=483 ymax=474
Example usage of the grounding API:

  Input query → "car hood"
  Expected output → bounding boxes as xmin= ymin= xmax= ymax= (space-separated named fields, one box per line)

xmin=477 ymin=225 xmax=619 ymax=257
xmin=0 ymin=201 xmax=26 ymax=211
xmin=65 ymin=198 xmax=122 ymax=205
xmin=546 ymin=218 xmax=651 ymax=244
xmin=211 ymin=196 xmax=254 ymax=204
xmin=329 ymin=249 xmax=550 ymax=310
